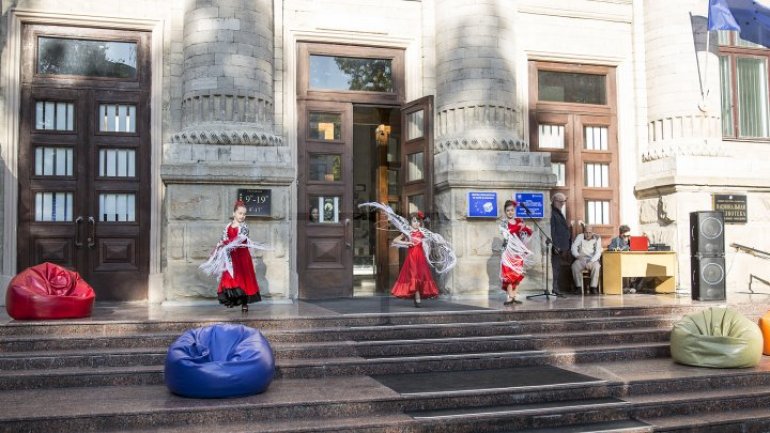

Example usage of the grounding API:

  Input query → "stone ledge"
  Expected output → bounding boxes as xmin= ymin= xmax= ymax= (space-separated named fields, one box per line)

xmin=160 ymin=162 xmax=295 ymax=185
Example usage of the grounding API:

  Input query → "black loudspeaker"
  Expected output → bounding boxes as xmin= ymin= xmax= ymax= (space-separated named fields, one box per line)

xmin=689 ymin=211 xmax=725 ymax=256
xmin=691 ymin=256 xmax=726 ymax=301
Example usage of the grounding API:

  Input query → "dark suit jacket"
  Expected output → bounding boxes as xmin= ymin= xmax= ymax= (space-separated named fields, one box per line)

xmin=550 ymin=205 xmax=571 ymax=254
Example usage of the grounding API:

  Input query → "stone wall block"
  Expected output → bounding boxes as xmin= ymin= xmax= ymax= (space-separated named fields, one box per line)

xmin=167 ymin=185 xmax=223 ymax=220
xmin=168 ymin=225 xmax=186 ymax=260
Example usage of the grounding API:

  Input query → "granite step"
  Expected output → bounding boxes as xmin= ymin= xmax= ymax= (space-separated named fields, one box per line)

xmin=0 ymin=341 xmax=670 ymax=389
xmin=276 ymin=342 xmax=670 ymax=379
xmin=640 ymin=407 xmax=770 ymax=433
xmin=0 ymin=375 xmax=616 ymax=433
xmin=503 ymin=420 xmax=652 ymax=433
xmin=0 ymin=304 xmax=708 ymax=338
xmin=0 ymin=317 xmax=674 ymax=354
xmin=0 ymin=312 xmax=677 ymax=351
xmin=629 ymin=384 xmax=770 ymax=419
xmin=0 ymin=328 xmax=668 ymax=370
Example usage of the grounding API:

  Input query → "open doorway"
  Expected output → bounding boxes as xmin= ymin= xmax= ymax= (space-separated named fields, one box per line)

xmin=352 ymin=106 xmax=402 ymax=295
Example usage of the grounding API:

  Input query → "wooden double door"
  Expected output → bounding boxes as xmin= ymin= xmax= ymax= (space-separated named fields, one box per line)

xmin=297 ymin=97 xmax=433 ymax=299
xmin=17 ymin=25 xmax=151 ymax=300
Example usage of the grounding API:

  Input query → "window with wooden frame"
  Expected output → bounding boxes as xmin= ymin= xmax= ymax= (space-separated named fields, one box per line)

xmin=718 ymin=31 xmax=770 ymax=138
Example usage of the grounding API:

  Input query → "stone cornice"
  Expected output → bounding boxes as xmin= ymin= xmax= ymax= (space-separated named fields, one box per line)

xmin=641 ymin=142 xmax=727 ymax=162
xmin=435 ymin=135 xmax=529 ymax=153
xmin=171 ymin=124 xmax=284 ymax=146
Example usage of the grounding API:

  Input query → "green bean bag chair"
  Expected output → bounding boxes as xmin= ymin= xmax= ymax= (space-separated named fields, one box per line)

xmin=671 ymin=307 xmax=763 ymax=368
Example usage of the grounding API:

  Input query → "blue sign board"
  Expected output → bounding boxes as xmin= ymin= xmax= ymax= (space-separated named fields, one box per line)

xmin=515 ymin=193 xmax=544 ymax=219
xmin=467 ymin=192 xmax=498 ymax=218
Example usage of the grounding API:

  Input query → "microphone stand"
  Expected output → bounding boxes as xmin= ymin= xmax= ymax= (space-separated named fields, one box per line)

xmin=521 ymin=204 xmax=565 ymax=300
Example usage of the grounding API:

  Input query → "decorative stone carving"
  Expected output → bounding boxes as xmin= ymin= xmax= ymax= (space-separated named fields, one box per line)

xmin=171 ymin=124 xmax=283 ymax=146
xmin=436 ymin=135 xmax=528 ymax=153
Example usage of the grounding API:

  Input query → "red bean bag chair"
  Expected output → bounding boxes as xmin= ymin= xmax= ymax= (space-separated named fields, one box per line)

xmin=5 ymin=262 xmax=95 ymax=320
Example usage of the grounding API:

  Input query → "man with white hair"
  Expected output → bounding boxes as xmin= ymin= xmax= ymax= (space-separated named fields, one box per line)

xmin=550 ymin=193 xmax=571 ymax=295
xmin=571 ymin=223 xmax=602 ymax=294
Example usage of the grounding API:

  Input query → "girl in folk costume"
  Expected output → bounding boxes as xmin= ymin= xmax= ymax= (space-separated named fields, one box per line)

xmin=499 ymin=200 xmax=535 ymax=305
xmin=358 ymin=202 xmax=456 ymax=308
xmin=200 ymin=200 xmax=270 ymax=312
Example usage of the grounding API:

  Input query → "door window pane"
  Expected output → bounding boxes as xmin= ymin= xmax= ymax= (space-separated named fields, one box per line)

xmin=309 ymin=154 xmax=341 ymax=181
xmin=736 ymin=57 xmax=770 ymax=137
xmin=100 ymin=193 xmax=136 ymax=222
xmin=35 ymin=101 xmax=74 ymax=131
xmin=99 ymin=104 xmax=137 ymax=133
xmin=35 ymin=147 xmax=73 ymax=176
xmin=407 ymin=152 xmax=424 ymax=181
xmin=585 ymin=200 xmax=610 ymax=225
xmin=538 ymin=71 xmax=607 ymax=104
xmin=407 ymin=109 xmax=424 ymax=140
xmin=37 ymin=37 xmax=137 ymax=79
xmin=552 ymin=162 xmax=566 ymax=187
xmin=388 ymin=169 xmax=399 ymax=196
xmin=407 ymin=194 xmax=424 ymax=216
xmin=309 ymin=55 xmax=393 ymax=92
xmin=584 ymin=126 xmax=608 ymax=150
xmin=99 ymin=149 xmax=136 ymax=177
xmin=310 ymin=196 xmax=340 ymax=223
xmin=35 ymin=192 xmax=73 ymax=222
xmin=308 ymin=112 xmax=342 ymax=141
xmin=584 ymin=163 xmax=609 ymax=188
xmin=538 ymin=124 xmax=565 ymax=149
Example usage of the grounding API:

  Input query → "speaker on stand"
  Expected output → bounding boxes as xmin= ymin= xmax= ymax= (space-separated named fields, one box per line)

xmin=690 ymin=211 xmax=726 ymax=301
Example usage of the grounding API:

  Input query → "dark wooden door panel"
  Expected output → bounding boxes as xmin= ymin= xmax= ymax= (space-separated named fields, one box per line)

xmin=18 ymin=25 xmax=151 ymax=301
xmin=400 ymin=96 xmax=434 ymax=219
xmin=298 ymin=101 xmax=354 ymax=299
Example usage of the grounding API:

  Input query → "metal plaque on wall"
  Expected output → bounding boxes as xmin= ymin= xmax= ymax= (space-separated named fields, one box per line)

xmin=713 ymin=194 xmax=747 ymax=224
xmin=237 ymin=189 xmax=271 ymax=217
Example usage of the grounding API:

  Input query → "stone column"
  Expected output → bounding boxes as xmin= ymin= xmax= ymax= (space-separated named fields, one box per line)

xmin=432 ymin=0 xmax=553 ymax=297
xmin=161 ymin=0 xmax=290 ymax=303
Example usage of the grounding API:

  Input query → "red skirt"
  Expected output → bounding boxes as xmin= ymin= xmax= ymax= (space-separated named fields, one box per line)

xmin=217 ymin=229 xmax=261 ymax=306
xmin=391 ymin=245 xmax=440 ymax=299
xmin=501 ymin=256 xmax=525 ymax=291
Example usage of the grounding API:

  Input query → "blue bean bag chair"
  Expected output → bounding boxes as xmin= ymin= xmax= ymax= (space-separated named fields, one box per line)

xmin=165 ymin=323 xmax=275 ymax=398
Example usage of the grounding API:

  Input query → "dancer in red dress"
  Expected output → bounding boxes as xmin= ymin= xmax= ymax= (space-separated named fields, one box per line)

xmin=499 ymin=200 xmax=533 ymax=305
xmin=391 ymin=212 xmax=440 ymax=307
xmin=358 ymin=203 xmax=456 ymax=308
xmin=200 ymin=200 xmax=269 ymax=312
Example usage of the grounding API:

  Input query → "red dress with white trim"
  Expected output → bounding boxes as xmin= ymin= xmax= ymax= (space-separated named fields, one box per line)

xmin=391 ymin=230 xmax=440 ymax=299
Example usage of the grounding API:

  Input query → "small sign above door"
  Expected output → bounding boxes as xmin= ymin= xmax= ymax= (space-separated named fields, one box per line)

xmin=237 ymin=189 xmax=272 ymax=217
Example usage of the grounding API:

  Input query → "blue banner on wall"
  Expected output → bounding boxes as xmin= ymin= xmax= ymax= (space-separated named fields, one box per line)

xmin=467 ymin=192 xmax=498 ymax=218
xmin=515 ymin=193 xmax=544 ymax=219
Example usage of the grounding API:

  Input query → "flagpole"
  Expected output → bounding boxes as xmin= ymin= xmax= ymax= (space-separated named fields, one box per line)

xmin=704 ymin=25 xmax=711 ymax=102
xmin=691 ymin=12 xmax=707 ymax=106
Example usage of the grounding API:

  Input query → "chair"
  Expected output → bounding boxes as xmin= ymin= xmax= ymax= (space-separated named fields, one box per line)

xmin=581 ymin=268 xmax=602 ymax=295
xmin=5 ymin=262 xmax=95 ymax=320
xmin=165 ymin=323 xmax=275 ymax=398
xmin=671 ymin=307 xmax=763 ymax=368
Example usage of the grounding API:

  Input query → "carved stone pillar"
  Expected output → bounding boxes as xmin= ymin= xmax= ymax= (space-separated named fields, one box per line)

xmin=641 ymin=0 xmax=724 ymax=164
xmin=432 ymin=0 xmax=553 ymax=297
xmin=173 ymin=0 xmax=280 ymax=146
xmin=161 ymin=0 xmax=290 ymax=303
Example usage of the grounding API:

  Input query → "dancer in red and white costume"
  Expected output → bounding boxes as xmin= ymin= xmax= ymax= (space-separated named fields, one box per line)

xmin=499 ymin=200 xmax=534 ymax=305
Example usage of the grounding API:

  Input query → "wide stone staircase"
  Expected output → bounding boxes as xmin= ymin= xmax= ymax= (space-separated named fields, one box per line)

xmin=1 ymin=302 xmax=769 ymax=432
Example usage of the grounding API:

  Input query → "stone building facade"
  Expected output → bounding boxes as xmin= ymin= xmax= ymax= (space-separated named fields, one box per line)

xmin=0 ymin=0 xmax=768 ymax=304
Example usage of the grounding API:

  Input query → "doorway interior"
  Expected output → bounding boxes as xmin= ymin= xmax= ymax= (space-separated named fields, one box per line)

xmin=351 ymin=106 xmax=402 ymax=296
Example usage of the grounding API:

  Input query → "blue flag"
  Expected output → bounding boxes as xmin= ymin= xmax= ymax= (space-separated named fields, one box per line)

xmin=708 ymin=0 xmax=770 ymax=47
